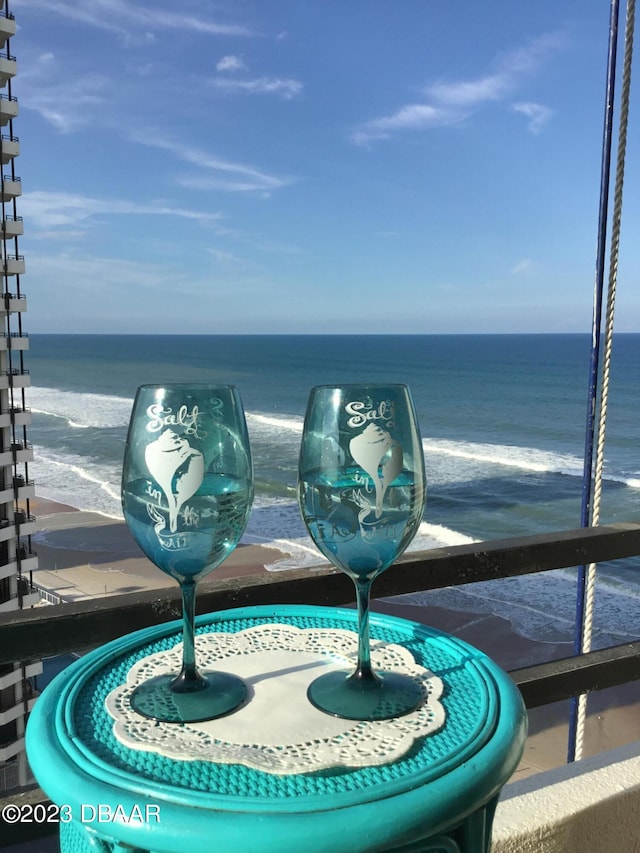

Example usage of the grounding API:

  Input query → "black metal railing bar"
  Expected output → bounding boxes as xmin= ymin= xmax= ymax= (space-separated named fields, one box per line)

xmin=1 ymin=521 xmax=639 ymax=668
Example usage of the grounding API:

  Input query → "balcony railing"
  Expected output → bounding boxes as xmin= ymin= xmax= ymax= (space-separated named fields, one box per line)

xmin=3 ymin=291 xmax=25 ymax=300
xmin=1 ymin=520 xmax=640 ymax=846
xmin=16 ymin=542 xmax=36 ymax=561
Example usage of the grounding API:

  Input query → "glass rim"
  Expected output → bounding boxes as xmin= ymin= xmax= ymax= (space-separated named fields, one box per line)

xmin=308 ymin=383 xmax=411 ymax=391
xmin=135 ymin=383 xmax=239 ymax=391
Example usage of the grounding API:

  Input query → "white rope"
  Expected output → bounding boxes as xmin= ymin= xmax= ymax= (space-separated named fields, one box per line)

xmin=574 ymin=0 xmax=635 ymax=761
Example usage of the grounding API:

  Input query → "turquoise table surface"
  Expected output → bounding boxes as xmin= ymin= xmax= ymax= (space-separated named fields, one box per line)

xmin=26 ymin=604 xmax=527 ymax=853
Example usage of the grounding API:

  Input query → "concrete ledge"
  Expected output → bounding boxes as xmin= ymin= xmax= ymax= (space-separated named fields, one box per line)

xmin=493 ymin=741 xmax=640 ymax=852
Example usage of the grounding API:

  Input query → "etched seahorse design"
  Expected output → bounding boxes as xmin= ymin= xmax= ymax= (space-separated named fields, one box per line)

xmin=144 ymin=429 xmax=204 ymax=533
xmin=349 ymin=423 xmax=402 ymax=518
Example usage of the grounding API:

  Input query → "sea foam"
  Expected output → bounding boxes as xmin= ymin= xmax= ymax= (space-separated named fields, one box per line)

xmin=30 ymin=386 xmax=133 ymax=430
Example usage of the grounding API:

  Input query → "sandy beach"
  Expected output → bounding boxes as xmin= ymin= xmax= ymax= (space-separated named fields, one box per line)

xmin=27 ymin=497 xmax=640 ymax=782
xmin=30 ymin=497 xmax=287 ymax=599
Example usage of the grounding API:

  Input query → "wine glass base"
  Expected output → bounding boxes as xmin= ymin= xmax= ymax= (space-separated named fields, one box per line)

xmin=307 ymin=669 xmax=424 ymax=721
xmin=130 ymin=671 xmax=248 ymax=723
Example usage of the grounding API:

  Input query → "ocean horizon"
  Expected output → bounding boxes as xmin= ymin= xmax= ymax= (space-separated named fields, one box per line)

xmin=24 ymin=333 xmax=640 ymax=650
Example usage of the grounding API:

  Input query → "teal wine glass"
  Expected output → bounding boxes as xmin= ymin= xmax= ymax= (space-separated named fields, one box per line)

xmin=121 ymin=384 xmax=254 ymax=723
xmin=298 ymin=384 xmax=426 ymax=720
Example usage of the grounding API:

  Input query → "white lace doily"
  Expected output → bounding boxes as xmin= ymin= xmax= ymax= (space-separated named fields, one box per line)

xmin=105 ymin=623 xmax=445 ymax=775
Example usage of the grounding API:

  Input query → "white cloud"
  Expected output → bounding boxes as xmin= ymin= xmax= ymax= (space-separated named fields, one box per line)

xmin=130 ymin=134 xmax=294 ymax=194
xmin=510 ymin=259 xmax=534 ymax=275
xmin=177 ymin=175 xmax=274 ymax=194
xmin=427 ymin=74 xmax=509 ymax=106
xmin=352 ymin=31 xmax=563 ymax=145
xmin=13 ymin=0 xmax=254 ymax=39
xmin=216 ymin=55 xmax=247 ymax=73
xmin=27 ymin=251 xmax=181 ymax=292
xmin=498 ymin=31 xmax=566 ymax=76
xmin=512 ymin=102 xmax=553 ymax=134
xmin=210 ymin=76 xmax=303 ymax=99
xmin=22 ymin=74 xmax=109 ymax=133
xmin=15 ymin=51 xmax=113 ymax=133
xmin=207 ymin=248 xmax=250 ymax=267
xmin=33 ymin=51 xmax=55 ymax=67
xmin=352 ymin=104 xmax=466 ymax=145
xmin=17 ymin=52 xmax=109 ymax=133
xmin=25 ymin=251 xmax=269 ymax=333
xmin=21 ymin=191 xmax=224 ymax=230
xmin=30 ymin=230 xmax=89 ymax=241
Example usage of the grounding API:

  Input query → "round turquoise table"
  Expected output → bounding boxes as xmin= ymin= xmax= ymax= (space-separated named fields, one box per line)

xmin=26 ymin=604 xmax=526 ymax=853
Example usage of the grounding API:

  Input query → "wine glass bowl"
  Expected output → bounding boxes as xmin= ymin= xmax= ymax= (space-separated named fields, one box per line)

xmin=121 ymin=384 xmax=253 ymax=723
xmin=298 ymin=384 xmax=426 ymax=720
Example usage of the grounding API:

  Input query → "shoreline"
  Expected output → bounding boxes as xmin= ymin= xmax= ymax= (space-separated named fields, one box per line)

xmin=27 ymin=496 xmax=640 ymax=780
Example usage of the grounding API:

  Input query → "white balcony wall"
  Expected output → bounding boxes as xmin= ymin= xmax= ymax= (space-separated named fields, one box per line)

xmin=15 ymin=481 xmax=35 ymax=500
xmin=18 ymin=554 xmax=37 ymax=574
xmin=0 ymin=663 xmax=43 ymax=695
xmin=0 ymin=55 xmax=15 ymax=87
xmin=0 ymin=670 xmax=19 ymax=690
xmin=0 ymin=409 xmax=26 ymax=426
xmin=0 ymin=699 xmax=36 ymax=727
xmin=1 ymin=296 xmax=27 ymax=313
xmin=2 ymin=218 xmax=23 ymax=237
xmin=0 ymin=596 xmax=18 ymax=614
xmin=13 ymin=446 xmax=33 ymax=463
xmin=0 ymin=666 xmax=28 ymax=691
xmin=25 ymin=662 xmax=42 ymax=679
xmin=0 ymin=558 xmax=15 ymax=580
xmin=1 ymin=177 xmax=20 ymax=200
xmin=0 ymin=14 xmax=16 ymax=48
xmin=10 ymin=409 xmax=32 ymax=426
xmin=0 ymin=409 xmax=26 ymax=425
xmin=0 ymin=736 xmax=24 ymax=762
xmin=0 ymin=521 xmax=14 ymax=542
xmin=20 ymin=590 xmax=40 ymax=608
xmin=3 ymin=257 xmax=24 ymax=275
xmin=8 ymin=335 xmax=29 ymax=351
xmin=4 ymin=373 xmax=29 ymax=389
xmin=494 ymin=741 xmax=640 ymax=853
xmin=0 ymin=96 xmax=17 ymax=126
xmin=0 ymin=445 xmax=33 ymax=464
xmin=16 ymin=517 xmax=36 ymax=536
xmin=0 ymin=135 xmax=18 ymax=164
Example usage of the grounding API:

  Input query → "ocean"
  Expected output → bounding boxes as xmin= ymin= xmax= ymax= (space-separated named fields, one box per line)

xmin=25 ymin=334 xmax=640 ymax=649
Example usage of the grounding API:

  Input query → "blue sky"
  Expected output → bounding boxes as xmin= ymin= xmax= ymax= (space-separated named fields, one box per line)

xmin=12 ymin=1 xmax=640 ymax=333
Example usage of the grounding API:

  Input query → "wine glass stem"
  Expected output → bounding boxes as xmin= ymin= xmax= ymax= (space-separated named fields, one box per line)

xmin=180 ymin=578 xmax=199 ymax=682
xmin=353 ymin=577 xmax=375 ymax=682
